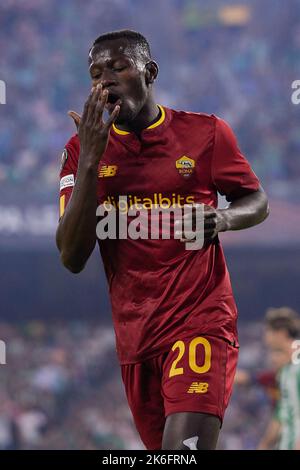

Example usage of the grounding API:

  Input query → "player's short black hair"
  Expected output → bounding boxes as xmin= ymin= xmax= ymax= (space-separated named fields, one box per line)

xmin=265 ymin=307 xmax=300 ymax=338
xmin=90 ymin=29 xmax=152 ymax=63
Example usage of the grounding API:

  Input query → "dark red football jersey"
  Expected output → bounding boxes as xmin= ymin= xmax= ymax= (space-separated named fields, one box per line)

xmin=59 ymin=105 xmax=260 ymax=364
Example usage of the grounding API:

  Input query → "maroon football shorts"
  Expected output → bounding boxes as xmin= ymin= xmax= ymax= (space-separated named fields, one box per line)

xmin=121 ymin=334 xmax=239 ymax=450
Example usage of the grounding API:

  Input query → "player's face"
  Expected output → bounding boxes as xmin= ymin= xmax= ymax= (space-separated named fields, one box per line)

xmin=264 ymin=328 xmax=293 ymax=370
xmin=89 ymin=40 xmax=150 ymax=124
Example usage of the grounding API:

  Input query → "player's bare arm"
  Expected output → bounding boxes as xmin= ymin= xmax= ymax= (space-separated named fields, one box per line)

xmin=216 ymin=186 xmax=269 ymax=231
xmin=178 ymin=187 xmax=269 ymax=242
xmin=205 ymin=186 xmax=269 ymax=241
xmin=56 ymin=84 xmax=120 ymax=273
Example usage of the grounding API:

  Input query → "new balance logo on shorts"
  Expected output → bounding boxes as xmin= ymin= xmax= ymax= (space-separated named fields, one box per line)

xmin=187 ymin=382 xmax=209 ymax=393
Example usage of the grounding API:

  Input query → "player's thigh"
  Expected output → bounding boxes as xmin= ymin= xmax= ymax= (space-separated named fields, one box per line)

xmin=121 ymin=361 xmax=165 ymax=450
xmin=160 ymin=334 xmax=238 ymax=450
xmin=162 ymin=411 xmax=221 ymax=450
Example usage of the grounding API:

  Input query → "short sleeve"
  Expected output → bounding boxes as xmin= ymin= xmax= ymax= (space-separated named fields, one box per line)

xmin=212 ymin=117 xmax=260 ymax=202
xmin=59 ymin=134 xmax=79 ymax=218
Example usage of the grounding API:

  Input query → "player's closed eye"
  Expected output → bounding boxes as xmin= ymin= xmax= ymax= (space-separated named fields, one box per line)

xmin=113 ymin=66 xmax=127 ymax=72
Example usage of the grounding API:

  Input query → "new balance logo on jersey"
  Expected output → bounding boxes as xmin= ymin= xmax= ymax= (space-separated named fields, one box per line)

xmin=99 ymin=165 xmax=118 ymax=178
xmin=187 ymin=382 xmax=209 ymax=394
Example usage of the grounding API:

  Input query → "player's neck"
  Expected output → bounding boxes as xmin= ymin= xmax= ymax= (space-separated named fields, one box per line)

xmin=117 ymin=98 xmax=160 ymax=135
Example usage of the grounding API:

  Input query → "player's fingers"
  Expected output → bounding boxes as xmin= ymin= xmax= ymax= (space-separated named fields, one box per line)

xmin=204 ymin=228 xmax=218 ymax=240
xmin=175 ymin=216 xmax=215 ymax=231
xmin=85 ymin=84 xmax=103 ymax=123
xmin=175 ymin=229 xmax=198 ymax=240
xmin=204 ymin=211 xmax=217 ymax=219
xmin=86 ymin=84 xmax=103 ymax=123
xmin=176 ymin=227 xmax=217 ymax=241
xmin=80 ymin=88 xmax=95 ymax=124
xmin=204 ymin=206 xmax=217 ymax=220
xmin=93 ymin=88 xmax=109 ymax=126
xmin=68 ymin=111 xmax=81 ymax=130
xmin=179 ymin=205 xmax=216 ymax=222
xmin=94 ymin=82 xmax=105 ymax=106
xmin=204 ymin=204 xmax=215 ymax=212
xmin=204 ymin=219 xmax=216 ymax=229
xmin=104 ymin=104 xmax=121 ymax=130
xmin=177 ymin=212 xmax=215 ymax=226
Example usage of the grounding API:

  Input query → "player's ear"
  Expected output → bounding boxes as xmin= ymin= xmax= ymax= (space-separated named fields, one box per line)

xmin=145 ymin=61 xmax=159 ymax=86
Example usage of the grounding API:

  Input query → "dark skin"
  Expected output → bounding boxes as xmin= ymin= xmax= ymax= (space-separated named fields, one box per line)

xmin=56 ymin=38 xmax=269 ymax=449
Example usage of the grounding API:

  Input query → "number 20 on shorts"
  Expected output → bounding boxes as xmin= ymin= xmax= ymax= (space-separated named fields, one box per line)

xmin=169 ymin=337 xmax=211 ymax=378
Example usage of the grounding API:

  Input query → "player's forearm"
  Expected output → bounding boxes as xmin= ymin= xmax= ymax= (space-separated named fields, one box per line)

xmin=218 ymin=187 xmax=269 ymax=232
xmin=56 ymin=161 xmax=98 ymax=273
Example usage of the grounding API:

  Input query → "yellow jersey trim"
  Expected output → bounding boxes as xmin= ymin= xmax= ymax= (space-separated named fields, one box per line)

xmin=146 ymin=105 xmax=165 ymax=130
xmin=112 ymin=105 xmax=165 ymax=135
xmin=59 ymin=195 xmax=65 ymax=218
xmin=112 ymin=125 xmax=130 ymax=135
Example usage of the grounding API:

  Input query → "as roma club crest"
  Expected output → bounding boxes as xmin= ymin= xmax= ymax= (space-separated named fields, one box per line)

xmin=176 ymin=156 xmax=195 ymax=178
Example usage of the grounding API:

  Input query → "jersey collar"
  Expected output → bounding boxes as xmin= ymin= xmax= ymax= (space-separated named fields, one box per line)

xmin=112 ymin=105 xmax=170 ymax=137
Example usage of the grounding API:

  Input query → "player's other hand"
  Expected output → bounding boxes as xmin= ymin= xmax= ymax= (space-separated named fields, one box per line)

xmin=175 ymin=204 xmax=228 ymax=244
xmin=68 ymin=83 xmax=120 ymax=168
xmin=202 ymin=204 xmax=228 ymax=241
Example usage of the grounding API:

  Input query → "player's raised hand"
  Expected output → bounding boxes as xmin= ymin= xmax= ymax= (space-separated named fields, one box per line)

xmin=68 ymin=110 xmax=81 ymax=130
xmin=68 ymin=83 xmax=120 ymax=168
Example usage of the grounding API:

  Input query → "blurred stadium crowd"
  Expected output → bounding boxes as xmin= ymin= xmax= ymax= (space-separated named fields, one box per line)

xmin=0 ymin=321 xmax=141 ymax=449
xmin=1 ymin=0 xmax=300 ymax=207
xmin=0 ymin=320 xmax=272 ymax=450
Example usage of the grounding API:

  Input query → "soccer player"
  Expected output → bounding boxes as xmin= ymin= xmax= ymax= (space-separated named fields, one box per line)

xmin=258 ymin=308 xmax=300 ymax=450
xmin=56 ymin=30 xmax=269 ymax=450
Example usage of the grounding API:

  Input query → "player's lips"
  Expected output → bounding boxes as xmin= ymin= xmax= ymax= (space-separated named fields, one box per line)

xmin=105 ymin=92 xmax=122 ymax=112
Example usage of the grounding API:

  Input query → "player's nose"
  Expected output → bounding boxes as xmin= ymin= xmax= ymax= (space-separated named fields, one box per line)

xmin=101 ymin=79 xmax=118 ymax=91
